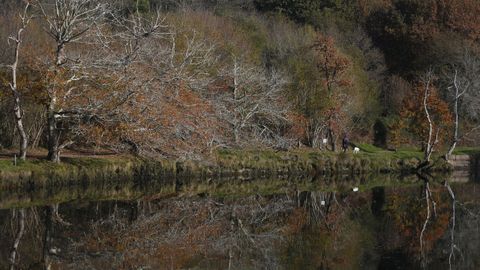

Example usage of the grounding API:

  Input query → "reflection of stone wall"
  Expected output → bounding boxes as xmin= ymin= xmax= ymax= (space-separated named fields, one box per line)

xmin=449 ymin=155 xmax=471 ymax=170
xmin=449 ymin=155 xmax=472 ymax=183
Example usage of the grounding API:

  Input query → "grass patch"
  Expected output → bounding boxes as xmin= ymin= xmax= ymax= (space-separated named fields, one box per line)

xmin=0 ymin=155 xmax=135 ymax=174
xmin=214 ymin=145 xmax=429 ymax=177
xmin=356 ymin=144 xmax=384 ymax=153
xmin=453 ymin=147 xmax=480 ymax=156
xmin=354 ymin=144 xmax=423 ymax=159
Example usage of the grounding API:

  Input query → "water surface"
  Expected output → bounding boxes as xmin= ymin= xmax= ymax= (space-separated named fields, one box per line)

xmin=1 ymin=174 xmax=479 ymax=270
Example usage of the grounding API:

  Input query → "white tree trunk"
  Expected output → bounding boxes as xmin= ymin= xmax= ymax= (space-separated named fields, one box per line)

xmin=7 ymin=4 xmax=30 ymax=161
xmin=446 ymin=72 xmax=460 ymax=160
xmin=423 ymin=70 xmax=435 ymax=162
xmin=446 ymin=70 xmax=469 ymax=160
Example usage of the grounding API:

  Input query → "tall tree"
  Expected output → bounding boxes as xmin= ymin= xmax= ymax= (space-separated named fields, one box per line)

xmin=37 ymin=0 xmax=106 ymax=162
xmin=392 ymin=70 xmax=452 ymax=161
xmin=3 ymin=2 xmax=32 ymax=160
xmin=444 ymin=49 xmax=480 ymax=159
xmin=312 ymin=34 xmax=351 ymax=151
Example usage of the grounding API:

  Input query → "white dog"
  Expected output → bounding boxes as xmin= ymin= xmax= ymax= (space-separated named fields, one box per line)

xmin=353 ymin=147 xmax=360 ymax=154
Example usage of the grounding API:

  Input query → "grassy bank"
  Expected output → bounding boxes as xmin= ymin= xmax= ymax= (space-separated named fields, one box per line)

xmin=210 ymin=146 xmax=450 ymax=177
xmin=0 ymin=145 xmax=457 ymax=191
xmin=0 ymin=156 xmax=141 ymax=190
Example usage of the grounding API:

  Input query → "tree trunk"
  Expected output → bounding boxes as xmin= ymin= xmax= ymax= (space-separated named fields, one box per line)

xmin=46 ymin=43 xmax=64 ymax=163
xmin=446 ymin=70 xmax=462 ymax=161
xmin=328 ymin=128 xmax=336 ymax=152
xmin=47 ymin=103 xmax=60 ymax=163
xmin=13 ymin=98 xmax=27 ymax=161
xmin=234 ymin=126 xmax=240 ymax=144
xmin=9 ymin=14 xmax=29 ymax=161
xmin=446 ymin=98 xmax=459 ymax=160
xmin=423 ymin=71 xmax=435 ymax=163
xmin=233 ymin=57 xmax=240 ymax=145
xmin=56 ymin=44 xmax=66 ymax=66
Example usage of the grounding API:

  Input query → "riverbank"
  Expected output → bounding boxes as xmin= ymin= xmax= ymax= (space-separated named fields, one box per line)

xmin=0 ymin=145 xmax=463 ymax=191
xmin=0 ymin=155 xmax=139 ymax=190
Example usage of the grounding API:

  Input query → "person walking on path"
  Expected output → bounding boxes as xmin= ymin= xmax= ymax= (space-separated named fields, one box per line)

xmin=342 ymin=134 xmax=349 ymax=152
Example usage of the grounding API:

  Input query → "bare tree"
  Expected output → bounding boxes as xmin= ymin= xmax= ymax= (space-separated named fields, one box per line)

xmin=36 ymin=0 xmax=106 ymax=162
xmin=3 ymin=2 xmax=32 ymax=160
xmin=445 ymin=70 xmax=469 ymax=160
xmin=422 ymin=69 xmax=440 ymax=163
xmin=35 ymin=0 xmax=169 ymax=161
xmin=308 ymin=119 xmax=327 ymax=149
xmin=217 ymin=56 xmax=289 ymax=145
xmin=444 ymin=49 xmax=480 ymax=160
xmin=95 ymin=11 xmax=219 ymax=156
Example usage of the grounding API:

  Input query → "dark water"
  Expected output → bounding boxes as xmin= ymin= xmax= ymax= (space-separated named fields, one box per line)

xmin=1 ymin=174 xmax=479 ymax=270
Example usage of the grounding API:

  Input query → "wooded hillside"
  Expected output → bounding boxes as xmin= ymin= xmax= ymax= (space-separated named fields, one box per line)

xmin=0 ymin=0 xmax=479 ymax=161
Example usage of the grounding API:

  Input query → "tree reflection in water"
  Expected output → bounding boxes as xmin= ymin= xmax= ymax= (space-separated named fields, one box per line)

xmin=420 ymin=178 xmax=438 ymax=269
xmin=0 ymin=176 xmax=480 ymax=269
xmin=9 ymin=208 xmax=25 ymax=270
xmin=444 ymin=180 xmax=459 ymax=270
xmin=42 ymin=206 xmax=53 ymax=270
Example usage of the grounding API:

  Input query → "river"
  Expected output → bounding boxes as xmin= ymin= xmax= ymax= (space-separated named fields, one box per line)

xmin=0 ymin=173 xmax=479 ymax=269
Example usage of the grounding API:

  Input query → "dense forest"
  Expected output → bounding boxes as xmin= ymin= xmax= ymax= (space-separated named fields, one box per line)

xmin=0 ymin=0 xmax=479 ymax=162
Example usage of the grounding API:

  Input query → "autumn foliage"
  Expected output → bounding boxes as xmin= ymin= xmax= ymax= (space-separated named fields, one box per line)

xmin=392 ymin=81 xmax=453 ymax=148
xmin=1 ymin=0 xmax=479 ymax=160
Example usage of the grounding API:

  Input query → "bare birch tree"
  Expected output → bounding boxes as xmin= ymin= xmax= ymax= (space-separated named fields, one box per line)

xmin=445 ymin=49 xmax=480 ymax=160
xmin=422 ymin=69 xmax=440 ymax=163
xmin=3 ymin=2 xmax=32 ymax=160
xmin=445 ymin=70 xmax=470 ymax=160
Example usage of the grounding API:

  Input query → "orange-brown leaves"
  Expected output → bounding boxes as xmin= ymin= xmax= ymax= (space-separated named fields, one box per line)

xmin=442 ymin=0 xmax=480 ymax=41
xmin=91 ymin=84 xmax=225 ymax=158
xmin=393 ymin=81 xmax=453 ymax=147
xmin=385 ymin=186 xmax=451 ymax=256
xmin=284 ymin=207 xmax=308 ymax=235
xmin=312 ymin=35 xmax=352 ymax=94
xmin=285 ymin=112 xmax=308 ymax=142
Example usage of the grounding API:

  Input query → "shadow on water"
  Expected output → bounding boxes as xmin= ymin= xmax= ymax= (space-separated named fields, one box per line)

xmin=1 ymin=172 xmax=480 ymax=269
